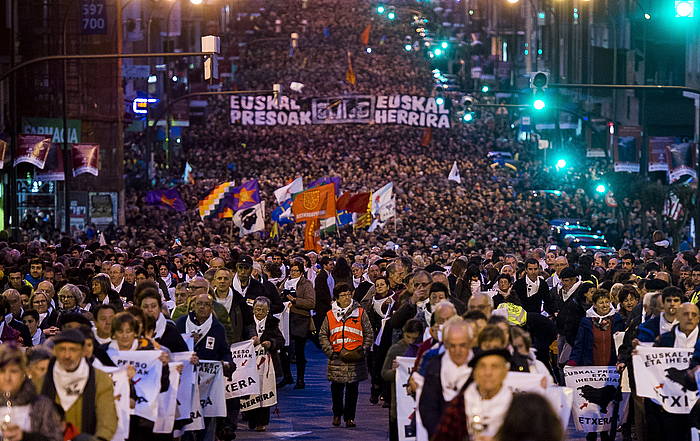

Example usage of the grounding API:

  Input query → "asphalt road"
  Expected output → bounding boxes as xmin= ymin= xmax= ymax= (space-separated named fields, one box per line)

xmin=235 ymin=344 xmax=589 ymax=440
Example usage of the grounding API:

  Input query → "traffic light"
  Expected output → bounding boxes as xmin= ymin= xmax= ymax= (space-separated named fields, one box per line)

xmin=533 ymin=97 xmax=546 ymax=110
xmin=433 ymin=48 xmax=443 ymax=56
xmin=675 ymin=0 xmax=695 ymax=17
xmin=555 ymin=158 xmax=567 ymax=170
xmin=481 ymin=85 xmax=490 ymax=93
xmin=435 ymin=96 xmax=445 ymax=106
xmin=377 ymin=4 xmax=385 ymax=14
xmin=440 ymin=42 xmax=448 ymax=49
xmin=404 ymin=44 xmax=412 ymax=51
xmin=530 ymin=71 xmax=549 ymax=90
xmin=595 ymin=183 xmax=607 ymax=194
xmin=463 ymin=112 xmax=475 ymax=123
xmin=387 ymin=7 xmax=396 ymax=19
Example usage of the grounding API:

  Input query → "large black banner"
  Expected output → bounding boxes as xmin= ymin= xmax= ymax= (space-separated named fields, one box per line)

xmin=229 ymin=95 xmax=451 ymax=128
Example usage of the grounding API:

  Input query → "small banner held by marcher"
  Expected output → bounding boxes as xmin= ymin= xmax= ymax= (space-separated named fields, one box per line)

xmin=94 ymin=365 xmax=130 ymax=441
xmin=274 ymin=302 xmax=291 ymax=347
xmin=239 ymin=345 xmax=278 ymax=411
xmin=226 ymin=340 xmax=260 ymax=398
xmin=110 ymin=350 xmax=163 ymax=422
xmin=633 ymin=346 xmax=697 ymax=414
xmin=564 ymin=366 xmax=620 ymax=433
xmin=395 ymin=356 xmax=418 ymax=441
xmin=171 ymin=352 xmax=196 ymax=425
xmin=196 ymin=360 xmax=227 ymax=417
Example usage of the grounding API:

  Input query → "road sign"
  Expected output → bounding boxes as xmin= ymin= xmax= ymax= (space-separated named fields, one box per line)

xmin=81 ymin=0 xmax=107 ymax=35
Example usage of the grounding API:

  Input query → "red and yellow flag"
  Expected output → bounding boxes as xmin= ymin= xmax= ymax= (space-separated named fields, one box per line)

xmin=292 ymin=183 xmax=336 ymax=222
xmin=304 ymin=218 xmax=321 ymax=252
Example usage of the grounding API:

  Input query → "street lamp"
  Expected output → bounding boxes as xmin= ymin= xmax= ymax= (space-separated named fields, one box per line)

xmin=190 ymin=0 xmax=203 ymax=4
xmin=533 ymin=98 xmax=546 ymax=110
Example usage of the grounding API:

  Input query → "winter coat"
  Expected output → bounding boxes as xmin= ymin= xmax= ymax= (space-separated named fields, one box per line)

xmin=319 ymin=301 xmax=374 ymax=383
xmin=569 ymin=311 xmax=626 ymax=366
xmin=512 ymin=276 xmax=557 ymax=315
xmin=176 ymin=313 xmax=233 ymax=363
xmin=287 ymin=277 xmax=315 ymax=339
xmin=11 ymin=379 xmax=63 ymax=441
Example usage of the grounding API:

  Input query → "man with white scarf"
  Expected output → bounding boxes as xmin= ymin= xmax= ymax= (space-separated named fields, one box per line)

xmin=35 ymin=329 xmax=117 ymax=441
xmin=175 ymin=292 xmax=235 ymax=441
xmin=512 ymin=258 xmax=557 ymax=315
xmin=418 ymin=317 xmax=475 ymax=439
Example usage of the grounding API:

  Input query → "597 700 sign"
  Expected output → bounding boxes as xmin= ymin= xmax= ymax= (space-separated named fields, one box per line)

xmin=81 ymin=0 xmax=107 ymax=35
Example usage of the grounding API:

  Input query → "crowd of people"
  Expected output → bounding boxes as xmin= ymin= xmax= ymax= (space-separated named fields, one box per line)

xmin=8 ymin=0 xmax=698 ymax=440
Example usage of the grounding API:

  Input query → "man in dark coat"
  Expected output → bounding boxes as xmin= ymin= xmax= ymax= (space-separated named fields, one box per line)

xmin=512 ymin=258 xmax=556 ymax=315
xmin=313 ymin=257 xmax=335 ymax=332
xmin=109 ymin=264 xmax=135 ymax=302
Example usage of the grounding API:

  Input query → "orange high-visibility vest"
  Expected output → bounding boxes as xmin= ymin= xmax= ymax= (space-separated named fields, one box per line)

xmin=327 ymin=308 xmax=364 ymax=352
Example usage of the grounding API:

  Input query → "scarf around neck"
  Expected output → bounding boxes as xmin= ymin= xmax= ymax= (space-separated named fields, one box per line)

xmin=284 ymin=277 xmax=301 ymax=291
xmin=332 ymin=301 xmax=358 ymax=321
xmin=154 ymin=313 xmax=167 ymax=340
xmin=186 ymin=313 xmax=213 ymax=343
xmin=232 ymin=273 xmax=249 ymax=296
xmin=215 ymin=288 xmax=234 ymax=312
xmin=586 ymin=306 xmax=616 ymax=330
xmin=53 ymin=357 xmax=90 ymax=412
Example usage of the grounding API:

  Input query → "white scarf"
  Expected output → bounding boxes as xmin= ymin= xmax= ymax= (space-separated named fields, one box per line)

xmin=464 ymin=382 xmax=513 ymax=437
xmin=352 ymin=276 xmax=362 ymax=288
xmin=331 ymin=301 xmax=358 ymax=321
xmin=53 ymin=358 xmax=90 ymax=412
xmin=111 ymin=279 xmax=124 ymax=293
xmin=31 ymin=328 xmax=43 ymax=346
xmin=232 ymin=273 xmax=249 ymax=296
xmin=525 ymin=276 xmax=540 ymax=297
xmin=106 ymin=339 xmax=138 ymax=359
xmin=154 ymin=313 xmax=167 ymax=340
xmin=585 ymin=306 xmax=616 ymax=320
xmin=162 ymin=273 xmax=172 ymax=287
xmin=660 ymin=312 xmax=679 ymax=335
xmin=284 ymin=277 xmax=301 ymax=291
xmin=440 ymin=353 xmax=471 ymax=401
xmin=562 ymin=280 xmax=581 ymax=302
xmin=254 ymin=316 xmax=267 ymax=336
xmin=185 ymin=313 xmax=213 ymax=343
xmin=372 ymin=295 xmax=394 ymax=345
xmin=38 ymin=312 xmax=48 ymax=326
xmin=215 ymin=288 xmax=234 ymax=312
xmin=675 ymin=326 xmax=699 ymax=349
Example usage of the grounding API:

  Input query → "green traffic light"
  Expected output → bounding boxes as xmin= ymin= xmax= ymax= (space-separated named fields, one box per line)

xmin=441 ymin=42 xmax=448 ymax=49
xmin=387 ymin=11 xmax=396 ymax=19
xmin=435 ymin=96 xmax=445 ymax=106
xmin=404 ymin=44 xmax=412 ymax=51
xmin=533 ymin=99 xmax=546 ymax=110
xmin=434 ymin=48 xmax=443 ymax=56
xmin=463 ymin=112 xmax=474 ymax=122
xmin=481 ymin=85 xmax=490 ymax=93
xmin=377 ymin=5 xmax=385 ymax=14
xmin=595 ymin=184 xmax=607 ymax=193
xmin=556 ymin=158 xmax=567 ymax=169
xmin=675 ymin=0 xmax=695 ymax=17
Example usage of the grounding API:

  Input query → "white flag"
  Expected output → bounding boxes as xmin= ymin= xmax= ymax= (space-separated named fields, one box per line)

xmin=371 ymin=182 xmax=395 ymax=221
xmin=109 ymin=350 xmax=163 ymax=422
xmin=448 ymin=161 xmax=461 ymax=183
xmin=153 ymin=362 xmax=182 ymax=433
xmin=274 ymin=177 xmax=304 ymax=204
xmin=233 ymin=201 xmax=265 ymax=236
xmin=226 ymin=340 xmax=259 ymax=398
xmin=197 ymin=360 xmax=227 ymax=418
xmin=93 ymin=365 xmax=130 ymax=441
xmin=634 ymin=346 xmax=697 ymax=414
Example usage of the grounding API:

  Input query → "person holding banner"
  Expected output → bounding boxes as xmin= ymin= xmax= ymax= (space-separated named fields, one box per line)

xmin=319 ymin=283 xmax=374 ymax=428
xmin=245 ymin=296 xmax=284 ymax=432
xmin=136 ymin=286 xmax=189 ymax=353
xmin=644 ymin=302 xmax=700 ymax=441
xmin=362 ymin=275 xmax=394 ymax=405
xmin=104 ymin=311 xmax=170 ymax=441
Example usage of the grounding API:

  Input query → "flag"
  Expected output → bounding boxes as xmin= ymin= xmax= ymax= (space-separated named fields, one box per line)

xmin=359 ymin=24 xmax=372 ymax=45
xmin=0 ymin=139 xmax=7 ymax=169
xmin=183 ymin=162 xmax=195 ymax=184
xmin=36 ymin=144 xmax=64 ymax=181
xmin=220 ymin=179 xmax=261 ymax=217
xmin=420 ymin=127 xmax=432 ymax=146
xmin=308 ymin=176 xmax=341 ymax=195
xmin=448 ymin=161 xmax=461 ymax=183
xmin=371 ymin=182 xmax=395 ymax=221
xmin=198 ymin=181 xmax=236 ymax=219
xmin=233 ymin=201 xmax=265 ymax=236
xmin=292 ymin=183 xmax=336 ymax=222
xmin=146 ymin=189 xmax=187 ymax=212
xmin=337 ymin=192 xmax=370 ymax=213
xmin=271 ymin=199 xmax=295 ymax=225
xmin=345 ymin=51 xmax=356 ymax=86
xmin=274 ymin=177 xmax=303 ymax=204
xmin=270 ymin=221 xmax=280 ymax=240
xmin=72 ymin=144 xmax=99 ymax=177
xmin=304 ymin=218 xmax=321 ymax=252
xmin=320 ymin=210 xmax=353 ymax=233
xmin=353 ymin=211 xmax=372 ymax=229
xmin=14 ymin=135 xmax=52 ymax=168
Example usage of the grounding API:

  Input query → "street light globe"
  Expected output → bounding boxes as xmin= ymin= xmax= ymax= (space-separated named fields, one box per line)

xmin=595 ymin=184 xmax=607 ymax=193
xmin=556 ymin=159 xmax=567 ymax=169
xmin=190 ymin=0 xmax=203 ymax=4
xmin=533 ymin=99 xmax=546 ymax=110
xmin=507 ymin=0 xmax=520 ymax=4
xmin=675 ymin=1 xmax=694 ymax=17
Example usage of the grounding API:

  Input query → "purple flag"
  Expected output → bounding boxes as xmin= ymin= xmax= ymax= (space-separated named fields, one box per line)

xmin=145 ymin=189 xmax=187 ymax=212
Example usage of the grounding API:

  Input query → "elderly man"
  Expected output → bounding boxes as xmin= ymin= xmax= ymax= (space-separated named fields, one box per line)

xmin=171 ymin=276 xmax=236 ymax=344
xmin=467 ymin=292 xmax=493 ymax=319
xmin=36 ymin=329 xmax=117 ymax=440
xmin=546 ymin=256 xmax=569 ymax=290
xmin=109 ymin=264 xmax=134 ymax=303
xmin=389 ymin=270 xmax=432 ymax=331
xmin=645 ymin=303 xmax=700 ymax=441
xmin=2 ymin=289 xmax=32 ymax=346
xmin=418 ymin=317 xmax=475 ymax=439
xmin=36 ymin=280 xmax=56 ymax=309
xmin=432 ymin=348 xmax=513 ymax=440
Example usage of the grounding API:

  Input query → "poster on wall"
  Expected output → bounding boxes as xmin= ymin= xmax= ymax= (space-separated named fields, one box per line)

xmin=89 ymin=192 xmax=118 ymax=226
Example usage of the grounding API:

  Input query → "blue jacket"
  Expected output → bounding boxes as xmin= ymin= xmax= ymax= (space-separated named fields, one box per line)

xmin=570 ymin=313 xmax=626 ymax=366
xmin=637 ymin=315 xmax=666 ymax=343
xmin=175 ymin=313 xmax=233 ymax=363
